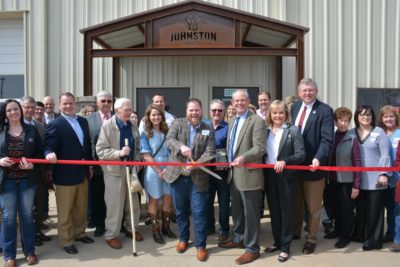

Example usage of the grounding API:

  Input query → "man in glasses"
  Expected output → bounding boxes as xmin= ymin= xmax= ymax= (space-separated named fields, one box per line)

xmin=43 ymin=96 xmax=59 ymax=124
xmin=206 ymin=99 xmax=230 ymax=242
xmin=85 ymin=91 xmax=113 ymax=237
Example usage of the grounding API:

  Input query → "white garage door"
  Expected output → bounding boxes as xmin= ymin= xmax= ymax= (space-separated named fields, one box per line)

xmin=0 ymin=19 xmax=24 ymax=75
xmin=0 ymin=18 xmax=24 ymax=98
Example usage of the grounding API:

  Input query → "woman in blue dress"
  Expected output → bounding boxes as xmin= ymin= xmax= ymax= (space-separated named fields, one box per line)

xmin=140 ymin=104 xmax=176 ymax=244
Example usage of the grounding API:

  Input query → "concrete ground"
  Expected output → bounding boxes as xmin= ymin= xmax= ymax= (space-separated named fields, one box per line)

xmin=8 ymin=192 xmax=399 ymax=267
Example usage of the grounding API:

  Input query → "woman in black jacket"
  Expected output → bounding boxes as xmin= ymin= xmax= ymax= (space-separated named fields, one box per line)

xmin=263 ymin=100 xmax=305 ymax=262
xmin=0 ymin=99 xmax=43 ymax=267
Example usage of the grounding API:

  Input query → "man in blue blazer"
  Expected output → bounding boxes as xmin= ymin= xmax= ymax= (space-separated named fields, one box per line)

xmin=45 ymin=92 xmax=94 ymax=255
xmin=290 ymin=78 xmax=334 ymax=254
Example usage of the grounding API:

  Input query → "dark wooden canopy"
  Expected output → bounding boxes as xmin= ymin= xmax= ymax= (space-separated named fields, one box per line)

xmin=80 ymin=0 xmax=309 ymax=97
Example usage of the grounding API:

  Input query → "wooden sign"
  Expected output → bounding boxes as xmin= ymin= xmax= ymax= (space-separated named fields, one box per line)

xmin=152 ymin=11 xmax=235 ymax=48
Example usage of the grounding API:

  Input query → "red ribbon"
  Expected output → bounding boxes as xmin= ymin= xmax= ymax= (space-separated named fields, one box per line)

xmin=11 ymin=158 xmax=400 ymax=172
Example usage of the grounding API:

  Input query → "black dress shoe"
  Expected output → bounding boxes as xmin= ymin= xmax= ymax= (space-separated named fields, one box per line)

xmin=35 ymin=238 xmax=43 ymax=247
xmin=335 ymin=239 xmax=350 ymax=248
xmin=36 ymin=230 xmax=52 ymax=241
xmin=64 ymin=245 xmax=78 ymax=254
xmin=302 ymin=241 xmax=316 ymax=254
xmin=94 ymin=227 xmax=106 ymax=237
xmin=87 ymin=221 xmax=95 ymax=229
xmin=264 ymin=246 xmax=279 ymax=253
xmin=75 ymin=236 xmax=94 ymax=244
xmin=324 ymin=231 xmax=339 ymax=239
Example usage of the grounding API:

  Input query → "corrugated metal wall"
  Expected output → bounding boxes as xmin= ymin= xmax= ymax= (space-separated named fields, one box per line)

xmin=286 ymin=0 xmax=400 ymax=110
xmin=1 ymin=0 xmax=399 ymax=112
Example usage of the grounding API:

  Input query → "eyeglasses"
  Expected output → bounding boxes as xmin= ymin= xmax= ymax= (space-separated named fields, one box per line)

xmin=211 ymin=109 xmax=223 ymax=113
xmin=100 ymin=100 xmax=112 ymax=103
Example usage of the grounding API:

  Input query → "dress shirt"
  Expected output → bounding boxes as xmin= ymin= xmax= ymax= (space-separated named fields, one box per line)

xmin=294 ymin=100 xmax=316 ymax=134
xmin=229 ymin=110 xmax=249 ymax=156
xmin=99 ymin=111 xmax=112 ymax=125
xmin=214 ymin=120 xmax=228 ymax=149
xmin=256 ymin=109 xmax=266 ymax=120
xmin=265 ymin=123 xmax=287 ymax=164
xmin=61 ymin=113 xmax=84 ymax=146
xmin=188 ymin=122 xmax=201 ymax=148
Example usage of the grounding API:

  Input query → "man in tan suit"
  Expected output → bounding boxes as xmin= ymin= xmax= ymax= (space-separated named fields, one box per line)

xmin=164 ymin=98 xmax=215 ymax=262
xmin=218 ymin=90 xmax=266 ymax=265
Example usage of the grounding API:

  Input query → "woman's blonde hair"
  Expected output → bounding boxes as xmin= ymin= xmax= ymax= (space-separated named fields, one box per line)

xmin=378 ymin=105 xmax=400 ymax=130
xmin=266 ymin=100 xmax=291 ymax=126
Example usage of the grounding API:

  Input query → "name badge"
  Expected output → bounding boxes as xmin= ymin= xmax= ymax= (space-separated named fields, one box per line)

xmin=202 ymin=130 xmax=210 ymax=136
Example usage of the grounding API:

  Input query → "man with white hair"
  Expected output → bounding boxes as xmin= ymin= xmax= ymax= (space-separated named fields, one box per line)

xmin=96 ymin=98 xmax=143 ymax=249
xmin=86 ymin=91 xmax=113 ymax=237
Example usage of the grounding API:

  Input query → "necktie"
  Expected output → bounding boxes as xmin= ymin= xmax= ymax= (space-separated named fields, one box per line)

xmin=298 ymin=106 xmax=307 ymax=130
xmin=229 ymin=117 xmax=240 ymax=162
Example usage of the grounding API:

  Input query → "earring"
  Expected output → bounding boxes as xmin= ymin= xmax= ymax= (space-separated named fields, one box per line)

xmin=4 ymin=118 xmax=8 ymax=124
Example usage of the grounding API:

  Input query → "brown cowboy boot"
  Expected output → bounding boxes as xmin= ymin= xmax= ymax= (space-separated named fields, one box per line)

xmin=150 ymin=213 xmax=165 ymax=244
xmin=162 ymin=211 xmax=177 ymax=238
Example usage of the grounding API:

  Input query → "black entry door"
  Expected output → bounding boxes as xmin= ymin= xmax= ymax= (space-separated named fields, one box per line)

xmin=136 ymin=87 xmax=190 ymax=120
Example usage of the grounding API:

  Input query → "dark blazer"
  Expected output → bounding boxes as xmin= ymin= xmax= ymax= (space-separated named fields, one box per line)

xmin=164 ymin=118 xmax=215 ymax=192
xmin=290 ymin=99 xmax=334 ymax=180
xmin=44 ymin=115 xmax=92 ymax=186
xmin=0 ymin=124 xmax=43 ymax=191
xmin=265 ymin=124 xmax=306 ymax=179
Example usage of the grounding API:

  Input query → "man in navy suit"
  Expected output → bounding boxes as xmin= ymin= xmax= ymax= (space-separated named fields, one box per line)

xmin=45 ymin=92 xmax=94 ymax=254
xmin=290 ymin=78 xmax=334 ymax=254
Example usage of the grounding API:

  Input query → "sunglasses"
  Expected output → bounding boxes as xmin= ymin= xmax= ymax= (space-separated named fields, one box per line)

xmin=211 ymin=109 xmax=223 ymax=113
xmin=100 ymin=100 xmax=112 ymax=103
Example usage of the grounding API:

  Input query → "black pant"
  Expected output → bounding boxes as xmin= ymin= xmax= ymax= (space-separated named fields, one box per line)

xmin=34 ymin=175 xmax=48 ymax=229
xmin=90 ymin=174 xmax=106 ymax=228
xmin=353 ymin=189 xmax=385 ymax=248
xmin=335 ymin=182 xmax=356 ymax=241
xmin=266 ymin=170 xmax=298 ymax=253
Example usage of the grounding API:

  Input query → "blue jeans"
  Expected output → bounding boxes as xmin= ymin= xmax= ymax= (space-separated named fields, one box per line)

xmin=206 ymin=171 xmax=230 ymax=236
xmin=385 ymin=187 xmax=396 ymax=238
xmin=0 ymin=179 xmax=36 ymax=260
xmin=170 ymin=176 xmax=208 ymax=248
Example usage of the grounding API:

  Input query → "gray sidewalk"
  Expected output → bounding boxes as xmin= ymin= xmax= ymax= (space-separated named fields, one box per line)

xmin=10 ymin=192 xmax=399 ymax=267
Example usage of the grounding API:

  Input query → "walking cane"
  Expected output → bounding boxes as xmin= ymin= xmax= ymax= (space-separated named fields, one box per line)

xmin=124 ymin=139 xmax=138 ymax=257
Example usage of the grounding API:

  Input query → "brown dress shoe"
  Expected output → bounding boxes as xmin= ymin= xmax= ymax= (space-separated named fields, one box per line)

xmin=218 ymin=241 xmax=245 ymax=249
xmin=235 ymin=252 xmax=260 ymax=265
xmin=106 ymin=238 xmax=122 ymax=249
xmin=176 ymin=241 xmax=189 ymax=253
xmin=26 ymin=254 xmax=38 ymax=265
xmin=196 ymin=248 xmax=208 ymax=261
xmin=5 ymin=259 xmax=16 ymax=267
xmin=302 ymin=241 xmax=316 ymax=254
xmin=125 ymin=231 xmax=144 ymax=241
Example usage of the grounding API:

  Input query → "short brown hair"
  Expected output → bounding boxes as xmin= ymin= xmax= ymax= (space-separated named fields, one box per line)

xmin=334 ymin=107 xmax=352 ymax=121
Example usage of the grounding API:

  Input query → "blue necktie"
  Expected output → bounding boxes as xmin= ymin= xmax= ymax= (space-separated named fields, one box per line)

xmin=229 ymin=117 xmax=240 ymax=162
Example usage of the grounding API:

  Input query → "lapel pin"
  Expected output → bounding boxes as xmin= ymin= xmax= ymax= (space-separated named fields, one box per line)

xmin=313 ymin=111 xmax=316 ymax=114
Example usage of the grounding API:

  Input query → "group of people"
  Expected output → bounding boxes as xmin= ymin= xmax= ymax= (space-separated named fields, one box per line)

xmin=0 ymin=77 xmax=399 ymax=266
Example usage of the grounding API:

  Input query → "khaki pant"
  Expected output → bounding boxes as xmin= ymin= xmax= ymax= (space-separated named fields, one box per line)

xmin=55 ymin=179 xmax=88 ymax=247
xmin=103 ymin=172 xmax=140 ymax=240
xmin=293 ymin=179 xmax=325 ymax=242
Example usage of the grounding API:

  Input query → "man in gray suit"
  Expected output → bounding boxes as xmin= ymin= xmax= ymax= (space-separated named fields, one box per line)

xmin=20 ymin=96 xmax=52 ymax=244
xmin=164 ymin=98 xmax=215 ymax=262
xmin=218 ymin=90 xmax=266 ymax=265
xmin=86 ymin=91 xmax=113 ymax=237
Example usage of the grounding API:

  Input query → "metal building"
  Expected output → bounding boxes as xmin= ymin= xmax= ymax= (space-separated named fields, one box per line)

xmin=0 ymin=0 xmax=399 ymax=116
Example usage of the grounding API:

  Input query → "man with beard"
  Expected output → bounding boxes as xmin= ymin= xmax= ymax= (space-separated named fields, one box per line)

xmin=163 ymin=98 xmax=215 ymax=262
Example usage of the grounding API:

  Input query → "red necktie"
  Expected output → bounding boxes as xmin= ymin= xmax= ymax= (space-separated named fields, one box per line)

xmin=298 ymin=106 xmax=307 ymax=129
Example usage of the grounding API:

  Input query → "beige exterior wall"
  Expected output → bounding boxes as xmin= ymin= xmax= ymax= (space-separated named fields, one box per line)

xmin=1 ymin=0 xmax=399 ymax=112
xmin=286 ymin=0 xmax=400 ymax=110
